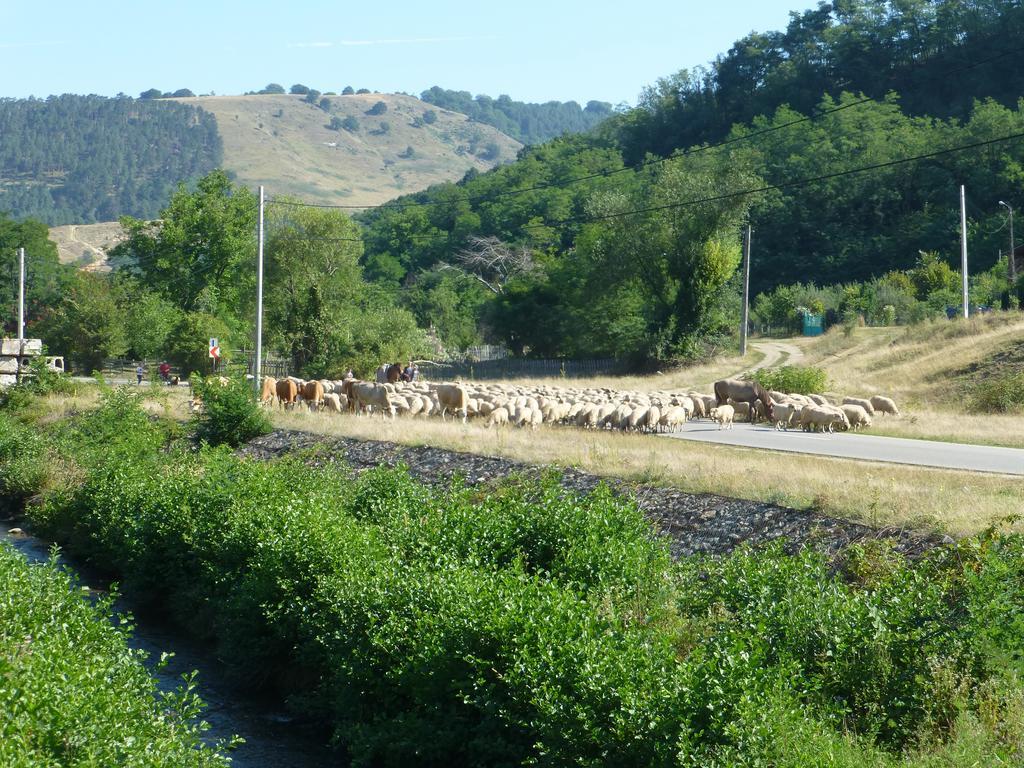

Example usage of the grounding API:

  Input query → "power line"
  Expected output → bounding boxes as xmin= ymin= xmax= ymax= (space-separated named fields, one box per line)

xmin=264 ymin=44 xmax=1019 ymax=214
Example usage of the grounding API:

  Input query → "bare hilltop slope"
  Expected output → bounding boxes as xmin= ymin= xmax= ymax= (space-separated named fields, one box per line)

xmin=171 ymin=93 xmax=522 ymax=206
xmin=48 ymin=222 xmax=125 ymax=270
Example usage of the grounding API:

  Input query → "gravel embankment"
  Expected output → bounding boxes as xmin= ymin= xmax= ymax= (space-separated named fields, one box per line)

xmin=240 ymin=429 xmax=948 ymax=559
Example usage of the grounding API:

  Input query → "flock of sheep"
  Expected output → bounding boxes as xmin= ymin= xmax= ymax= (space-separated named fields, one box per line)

xmin=256 ymin=374 xmax=901 ymax=436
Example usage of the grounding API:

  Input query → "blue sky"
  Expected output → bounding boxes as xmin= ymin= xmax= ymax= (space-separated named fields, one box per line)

xmin=1 ymin=0 xmax=805 ymax=105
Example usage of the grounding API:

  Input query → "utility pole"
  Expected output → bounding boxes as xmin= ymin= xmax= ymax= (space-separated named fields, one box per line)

xmin=960 ymin=185 xmax=969 ymax=319
xmin=255 ymin=186 xmax=265 ymax=392
xmin=16 ymin=247 xmax=25 ymax=383
xmin=1000 ymin=200 xmax=1016 ymax=283
xmin=740 ymin=225 xmax=751 ymax=355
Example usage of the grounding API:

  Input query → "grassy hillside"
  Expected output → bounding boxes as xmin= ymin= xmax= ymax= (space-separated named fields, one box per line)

xmin=795 ymin=313 xmax=1024 ymax=448
xmin=172 ymin=93 xmax=522 ymax=206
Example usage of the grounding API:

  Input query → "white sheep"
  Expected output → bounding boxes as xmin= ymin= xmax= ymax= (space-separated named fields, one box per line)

xmin=840 ymin=404 xmax=872 ymax=432
xmin=709 ymin=404 xmax=735 ymax=430
xmin=770 ymin=402 xmax=797 ymax=430
xmin=842 ymin=396 xmax=876 ymax=417
xmin=486 ymin=406 xmax=509 ymax=428
xmin=869 ymin=395 xmax=900 ymax=417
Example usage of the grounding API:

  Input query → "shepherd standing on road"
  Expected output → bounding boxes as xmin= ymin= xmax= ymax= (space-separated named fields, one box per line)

xmin=136 ymin=363 xmax=145 ymax=385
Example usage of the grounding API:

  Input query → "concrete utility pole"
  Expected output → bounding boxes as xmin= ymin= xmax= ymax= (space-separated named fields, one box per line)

xmin=960 ymin=185 xmax=969 ymax=319
xmin=255 ymin=185 xmax=265 ymax=391
xmin=1000 ymin=200 xmax=1016 ymax=283
xmin=16 ymin=247 xmax=24 ymax=383
xmin=740 ymin=225 xmax=751 ymax=355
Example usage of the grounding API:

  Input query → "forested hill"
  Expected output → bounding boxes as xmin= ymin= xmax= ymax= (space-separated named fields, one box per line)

xmin=419 ymin=87 xmax=614 ymax=144
xmin=0 ymin=94 xmax=222 ymax=225
xmin=611 ymin=0 xmax=1024 ymax=163
xmin=356 ymin=1 xmax=1024 ymax=363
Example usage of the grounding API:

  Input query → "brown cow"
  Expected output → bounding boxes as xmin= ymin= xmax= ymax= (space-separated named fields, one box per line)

xmin=341 ymin=378 xmax=359 ymax=411
xmin=276 ymin=378 xmax=298 ymax=409
xmin=259 ymin=376 xmax=277 ymax=407
xmin=301 ymin=380 xmax=325 ymax=411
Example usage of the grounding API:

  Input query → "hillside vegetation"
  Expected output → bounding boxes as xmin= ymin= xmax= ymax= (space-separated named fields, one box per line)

xmin=355 ymin=0 xmax=1024 ymax=362
xmin=419 ymin=86 xmax=614 ymax=144
xmin=0 ymin=94 xmax=221 ymax=225
xmin=171 ymin=93 xmax=521 ymax=207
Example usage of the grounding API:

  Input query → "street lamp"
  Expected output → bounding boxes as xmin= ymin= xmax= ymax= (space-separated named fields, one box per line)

xmin=999 ymin=201 xmax=1016 ymax=282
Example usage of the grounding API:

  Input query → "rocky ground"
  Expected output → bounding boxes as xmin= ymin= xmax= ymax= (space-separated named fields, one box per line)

xmin=240 ymin=429 xmax=948 ymax=559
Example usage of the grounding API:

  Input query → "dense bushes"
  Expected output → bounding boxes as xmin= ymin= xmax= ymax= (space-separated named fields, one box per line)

xmin=191 ymin=376 xmax=271 ymax=447
xmin=4 ymin=390 xmax=1024 ymax=765
xmin=0 ymin=545 xmax=232 ymax=766
xmin=752 ymin=364 xmax=829 ymax=395
xmin=968 ymin=370 xmax=1024 ymax=414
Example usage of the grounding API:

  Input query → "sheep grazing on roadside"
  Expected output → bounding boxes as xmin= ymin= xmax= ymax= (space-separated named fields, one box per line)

xmin=435 ymin=383 xmax=469 ymax=423
xmin=807 ymin=394 xmax=830 ymax=406
xmin=840 ymin=403 xmax=872 ymax=432
xmin=869 ymin=395 xmax=900 ymax=417
xmin=709 ymin=404 xmax=735 ymax=430
xmin=770 ymin=402 xmax=798 ymax=430
xmin=323 ymin=392 xmax=343 ymax=413
xmin=659 ymin=406 xmax=688 ymax=432
xmin=842 ymin=396 xmax=876 ymax=417
xmin=799 ymin=405 xmax=849 ymax=433
xmin=627 ymin=406 xmax=649 ymax=432
xmin=486 ymin=406 xmax=509 ymax=428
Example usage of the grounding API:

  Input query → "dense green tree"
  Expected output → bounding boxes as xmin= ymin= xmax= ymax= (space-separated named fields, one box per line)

xmin=32 ymin=272 xmax=127 ymax=373
xmin=289 ymin=84 xmax=310 ymax=95
xmin=264 ymin=203 xmax=365 ymax=373
xmin=0 ymin=213 xmax=72 ymax=336
xmin=342 ymin=86 xmax=355 ymax=95
xmin=367 ymin=101 xmax=388 ymax=116
xmin=139 ymin=88 xmax=162 ymax=100
xmin=261 ymin=83 xmax=286 ymax=94
xmin=111 ymin=170 xmax=257 ymax=326
xmin=165 ymin=311 xmax=230 ymax=377
xmin=118 ymin=281 xmax=182 ymax=359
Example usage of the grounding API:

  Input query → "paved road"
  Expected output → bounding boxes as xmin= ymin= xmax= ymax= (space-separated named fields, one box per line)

xmin=664 ymin=421 xmax=1024 ymax=475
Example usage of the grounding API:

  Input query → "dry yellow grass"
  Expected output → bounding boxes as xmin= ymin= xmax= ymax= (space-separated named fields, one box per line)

xmin=271 ymin=408 xmax=1023 ymax=537
xmin=793 ymin=314 xmax=1024 ymax=448
xmin=173 ymin=93 xmax=521 ymax=207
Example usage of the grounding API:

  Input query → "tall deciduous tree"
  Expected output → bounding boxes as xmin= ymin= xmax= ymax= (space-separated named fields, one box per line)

xmin=112 ymin=170 xmax=257 ymax=324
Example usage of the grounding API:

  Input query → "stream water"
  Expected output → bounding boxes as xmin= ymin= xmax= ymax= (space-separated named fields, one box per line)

xmin=1 ymin=519 xmax=341 ymax=768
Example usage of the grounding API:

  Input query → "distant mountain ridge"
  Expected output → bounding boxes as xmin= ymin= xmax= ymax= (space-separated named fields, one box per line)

xmin=0 ymin=90 xmax=535 ymax=225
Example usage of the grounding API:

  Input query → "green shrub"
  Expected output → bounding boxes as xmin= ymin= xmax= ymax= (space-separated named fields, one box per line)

xmin=752 ymin=364 xmax=829 ymax=394
xmin=191 ymin=376 xmax=271 ymax=447
xmin=0 ymin=545 xmax=233 ymax=766
xmin=0 ymin=413 xmax=49 ymax=505
xmin=6 ymin=396 xmax=1024 ymax=765
xmin=969 ymin=371 xmax=1024 ymax=414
